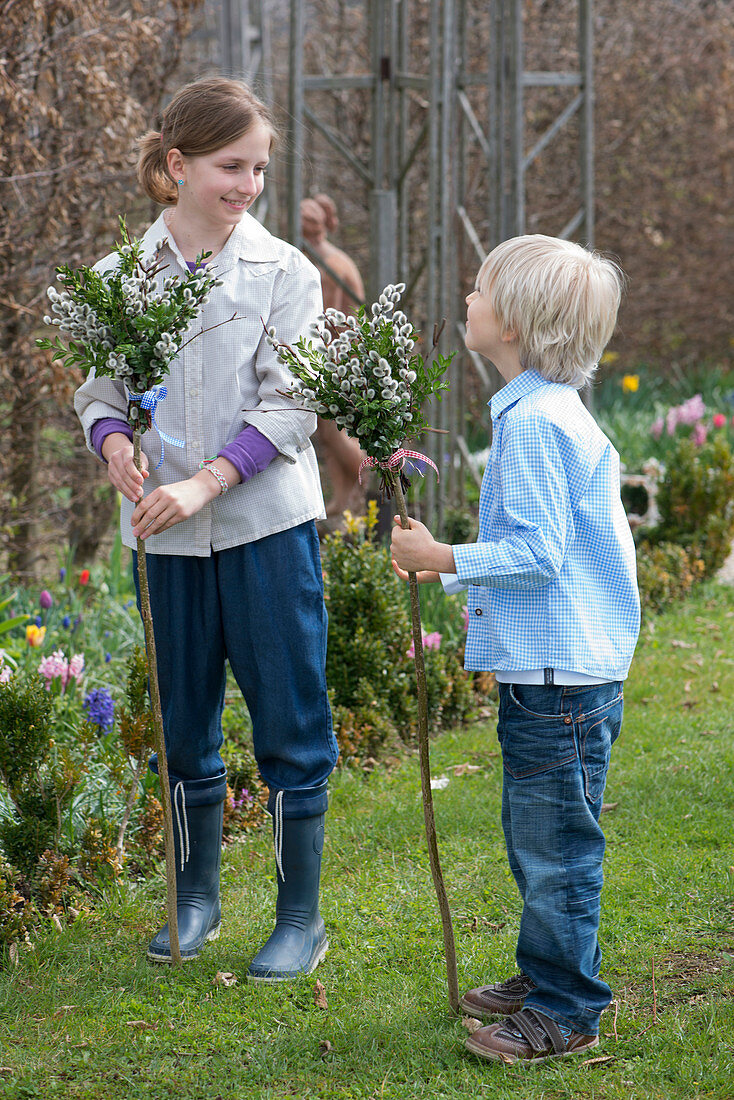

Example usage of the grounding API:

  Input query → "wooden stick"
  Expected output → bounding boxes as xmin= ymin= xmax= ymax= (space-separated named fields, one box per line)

xmin=134 ymin=430 xmax=181 ymax=965
xmin=391 ymin=473 xmax=459 ymax=1012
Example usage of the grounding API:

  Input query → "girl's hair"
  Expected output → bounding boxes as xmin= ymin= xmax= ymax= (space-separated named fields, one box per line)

xmin=476 ymin=234 xmax=626 ymax=388
xmin=137 ymin=76 xmax=277 ymax=205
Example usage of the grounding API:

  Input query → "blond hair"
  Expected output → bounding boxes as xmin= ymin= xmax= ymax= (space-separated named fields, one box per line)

xmin=476 ymin=234 xmax=625 ymax=388
xmin=136 ymin=77 xmax=277 ymax=205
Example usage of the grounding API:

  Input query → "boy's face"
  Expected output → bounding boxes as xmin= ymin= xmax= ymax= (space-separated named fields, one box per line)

xmin=464 ymin=289 xmax=522 ymax=382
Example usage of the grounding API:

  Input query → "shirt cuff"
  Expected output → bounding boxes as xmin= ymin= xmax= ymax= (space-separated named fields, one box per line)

xmin=439 ymin=572 xmax=467 ymax=596
xmin=218 ymin=425 xmax=279 ymax=484
xmin=91 ymin=418 xmax=133 ymax=461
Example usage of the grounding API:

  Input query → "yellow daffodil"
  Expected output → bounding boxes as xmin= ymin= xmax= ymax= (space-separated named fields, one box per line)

xmin=26 ymin=623 xmax=46 ymax=647
xmin=600 ymin=350 xmax=619 ymax=365
xmin=622 ymin=374 xmax=639 ymax=393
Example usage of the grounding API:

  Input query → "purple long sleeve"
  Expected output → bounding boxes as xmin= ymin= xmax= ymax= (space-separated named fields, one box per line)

xmin=91 ymin=418 xmax=133 ymax=461
xmin=219 ymin=424 xmax=279 ymax=483
xmin=91 ymin=417 xmax=277 ymax=484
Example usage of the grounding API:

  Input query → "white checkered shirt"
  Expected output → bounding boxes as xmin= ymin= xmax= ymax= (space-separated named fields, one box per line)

xmin=75 ymin=212 xmax=326 ymax=555
xmin=453 ymin=371 xmax=640 ymax=679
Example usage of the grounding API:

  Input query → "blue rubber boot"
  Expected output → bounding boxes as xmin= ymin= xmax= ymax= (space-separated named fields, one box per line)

xmin=247 ymin=807 xmax=328 ymax=982
xmin=147 ymin=768 xmax=227 ymax=963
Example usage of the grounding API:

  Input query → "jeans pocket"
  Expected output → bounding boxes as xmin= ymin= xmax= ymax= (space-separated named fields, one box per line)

xmin=579 ymin=690 xmax=623 ymax=804
xmin=498 ymin=685 xmax=577 ymax=780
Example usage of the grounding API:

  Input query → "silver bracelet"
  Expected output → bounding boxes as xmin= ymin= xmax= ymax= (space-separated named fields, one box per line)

xmin=199 ymin=459 xmax=229 ymax=495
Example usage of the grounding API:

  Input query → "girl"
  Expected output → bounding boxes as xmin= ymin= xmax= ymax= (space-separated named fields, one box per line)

xmin=74 ymin=77 xmax=338 ymax=981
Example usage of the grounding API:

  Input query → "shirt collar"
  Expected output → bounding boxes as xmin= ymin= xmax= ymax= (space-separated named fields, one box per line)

xmin=140 ymin=211 xmax=280 ymax=275
xmin=489 ymin=369 xmax=550 ymax=421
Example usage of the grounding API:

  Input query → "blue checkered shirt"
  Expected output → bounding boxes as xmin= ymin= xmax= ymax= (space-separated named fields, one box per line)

xmin=452 ymin=371 xmax=640 ymax=679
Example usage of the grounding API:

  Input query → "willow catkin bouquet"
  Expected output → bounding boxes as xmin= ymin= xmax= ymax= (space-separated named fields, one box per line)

xmin=267 ymin=282 xmax=451 ymax=494
xmin=39 ymin=217 xmax=223 ymax=457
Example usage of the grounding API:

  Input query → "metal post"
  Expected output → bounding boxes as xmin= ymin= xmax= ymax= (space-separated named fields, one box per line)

xmin=579 ymin=0 xmax=594 ymax=247
xmin=288 ymin=0 xmax=305 ymax=248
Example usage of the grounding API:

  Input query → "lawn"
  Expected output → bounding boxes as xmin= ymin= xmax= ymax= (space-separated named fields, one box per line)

xmin=1 ymin=582 xmax=733 ymax=1099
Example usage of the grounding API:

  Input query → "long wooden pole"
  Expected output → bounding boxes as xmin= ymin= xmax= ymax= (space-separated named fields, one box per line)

xmin=134 ymin=430 xmax=181 ymax=966
xmin=391 ymin=472 xmax=459 ymax=1013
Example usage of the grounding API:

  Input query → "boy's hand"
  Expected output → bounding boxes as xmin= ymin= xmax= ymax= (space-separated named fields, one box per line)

xmin=391 ymin=559 xmax=440 ymax=585
xmin=390 ymin=515 xmax=456 ymax=577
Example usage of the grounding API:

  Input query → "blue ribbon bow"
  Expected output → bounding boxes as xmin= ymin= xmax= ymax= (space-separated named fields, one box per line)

xmin=128 ymin=385 xmax=185 ymax=470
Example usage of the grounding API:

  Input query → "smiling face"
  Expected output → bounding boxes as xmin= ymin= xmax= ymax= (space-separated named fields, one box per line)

xmin=168 ymin=121 xmax=272 ymax=237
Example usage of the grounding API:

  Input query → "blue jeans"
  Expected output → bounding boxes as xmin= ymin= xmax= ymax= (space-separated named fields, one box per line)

xmin=497 ymin=680 xmax=624 ymax=1035
xmin=134 ymin=521 xmax=337 ymax=818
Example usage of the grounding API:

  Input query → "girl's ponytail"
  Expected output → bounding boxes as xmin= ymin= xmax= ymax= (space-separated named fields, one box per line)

xmin=136 ymin=131 xmax=178 ymax=205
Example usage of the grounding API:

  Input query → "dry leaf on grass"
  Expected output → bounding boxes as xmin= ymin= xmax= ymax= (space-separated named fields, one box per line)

xmin=460 ymin=1016 xmax=482 ymax=1034
xmin=313 ymin=979 xmax=328 ymax=1009
xmin=453 ymin=762 xmax=481 ymax=777
xmin=582 ymin=1055 xmax=615 ymax=1067
xmin=8 ymin=944 xmax=18 ymax=966
xmin=319 ymin=1039 xmax=332 ymax=1057
xmin=214 ymin=971 xmax=238 ymax=988
xmin=54 ymin=1006 xmax=77 ymax=1017
xmin=126 ymin=1020 xmax=157 ymax=1030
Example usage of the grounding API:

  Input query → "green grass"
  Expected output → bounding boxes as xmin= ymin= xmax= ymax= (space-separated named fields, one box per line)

xmin=2 ymin=584 xmax=734 ymax=1098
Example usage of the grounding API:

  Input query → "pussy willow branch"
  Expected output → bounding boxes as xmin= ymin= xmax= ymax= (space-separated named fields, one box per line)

xmin=390 ymin=471 xmax=459 ymax=1013
xmin=133 ymin=430 xmax=181 ymax=965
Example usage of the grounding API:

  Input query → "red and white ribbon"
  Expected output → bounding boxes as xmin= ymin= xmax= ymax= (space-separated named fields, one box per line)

xmin=358 ymin=447 xmax=439 ymax=485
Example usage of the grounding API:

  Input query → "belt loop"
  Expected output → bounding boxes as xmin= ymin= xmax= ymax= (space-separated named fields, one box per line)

xmin=543 ymin=668 xmax=555 ymax=686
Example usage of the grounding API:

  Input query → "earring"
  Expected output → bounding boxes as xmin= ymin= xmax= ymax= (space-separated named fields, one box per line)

xmin=177 ymin=179 xmax=184 ymax=186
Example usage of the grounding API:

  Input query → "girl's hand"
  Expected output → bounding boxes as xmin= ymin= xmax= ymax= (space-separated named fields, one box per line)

xmin=131 ymin=473 xmax=219 ymax=539
xmin=390 ymin=515 xmax=456 ymax=575
xmin=103 ymin=435 xmax=149 ymax=503
xmin=391 ymin=559 xmax=440 ymax=585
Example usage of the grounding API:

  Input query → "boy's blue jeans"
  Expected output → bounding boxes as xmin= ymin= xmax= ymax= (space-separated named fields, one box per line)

xmin=133 ymin=521 xmax=337 ymax=819
xmin=497 ymin=680 xmax=624 ymax=1035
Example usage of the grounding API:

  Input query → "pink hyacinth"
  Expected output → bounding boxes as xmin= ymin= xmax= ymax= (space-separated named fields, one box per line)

xmin=691 ymin=422 xmax=708 ymax=446
xmin=69 ymin=653 xmax=85 ymax=681
xmin=38 ymin=649 xmax=85 ymax=692
xmin=407 ymin=629 xmax=442 ymax=659
xmin=0 ymin=650 xmax=11 ymax=685
xmin=650 ymin=417 xmax=664 ymax=440
xmin=665 ymin=406 xmax=679 ymax=436
xmin=38 ymin=649 xmax=69 ymax=687
xmin=678 ymin=394 xmax=706 ymax=425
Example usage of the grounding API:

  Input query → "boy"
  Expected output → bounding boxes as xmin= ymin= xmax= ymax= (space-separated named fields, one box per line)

xmin=391 ymin=235 xmax=640 ymax=1064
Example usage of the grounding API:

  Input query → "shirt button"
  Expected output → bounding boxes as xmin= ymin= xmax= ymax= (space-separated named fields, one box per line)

xmin=474 ymin=608 xmax=482 ymax=616
xmin=563 ymin=715 xmax=573 ymax=725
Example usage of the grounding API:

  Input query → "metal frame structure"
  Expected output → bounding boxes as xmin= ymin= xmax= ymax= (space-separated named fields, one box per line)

xmin=207 ymin=0 xmax=595 ymax=530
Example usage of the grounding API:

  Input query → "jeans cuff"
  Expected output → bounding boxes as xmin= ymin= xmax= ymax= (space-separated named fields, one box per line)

xmin=148 ymin=755 xmax=228 ymax=806
xmin=267 ymin=781 xmax=329 ymax=819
